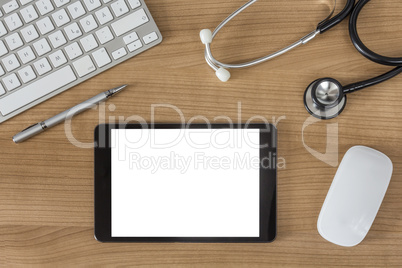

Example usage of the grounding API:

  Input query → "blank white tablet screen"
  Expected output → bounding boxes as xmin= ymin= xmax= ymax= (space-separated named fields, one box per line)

xmin=111 ymin=129 xmax=260 ymax=237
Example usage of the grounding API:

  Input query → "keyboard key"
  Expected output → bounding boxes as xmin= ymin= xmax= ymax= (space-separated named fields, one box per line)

xmin=48 ymin=30 xmax=67 ymax=48
xmin=92 ymin=47 xmax=111 ymax=68
xmin=64 ymin=42 xmax=82 ymax=60
xmin=73 ymin=55 xmax=96 ymax=77
xmin=3 ymin=0 xmax=19 ymax=13
xmin=20 ymin=24 xmax=39 ymax=43
xmin=49 ymin=50 xmax=67 ymax=68
xmin=95 ymin=6 xmax=113 ymax=25
xmin=95 ymin=26 xmax=113 ymax=45
xmin=127 ymin=39 xmax=142 ymax=52
xmin=19 ymin=0 xmax=34 ymax=5
xmin=0 ymin=10 xmax=2 ymax=17
xmin=54 ymin=0 xmax=70 ymax=8
xmin=3 ymin=73 xmax=21 ymax=91
xmin=0 ymin=84 xmax=5 ymax=95
xmin=0 ymin=21 xmax=7 ymax=37
xmin=143 ymin=31 xmax=158 ymax=44
xmin=112 ymin=47 xmax=127 ymax=60
xmin=111 ymin=9 xmax=148 ymax=36
xmin=35 ymin=0 xmax=54 ymax=15
xmin=5 ymin=32 xmax=23 ymax=50
xmin=18 ymin=65 xmax=37 ymax=83
xmin=0 ymin=41 xmax=9 ymax=57
xmin=64 ymin=22 xmax=83 ymax=40
xmin=20 ymin=4 xmax=38 ymax=23
xmin=52 ymin=9 xmax=70 ymax=27
xmin=123 ymin=31 xmax=138 ymax=44
xmin=80 ymin=14 xmax=98 ymax=33
xmin=34 ymin=57 xmax=52 ymax=75
xmin=83 ymin=0 xmax=101 ymax=12
xmin=0 ymin=66 xmax=77 ymax=116
xmin=36 ymin=17 xmax=54 ymax=34
xmin=80 ymin=34 xmax=98 ymax=52
xmin=4 ymin=13 xmax=23 ymax=31
xmin=2 ymin=54 xmax=20 ymax=72
xmin=128 ymin=0 xmax=141 ymax=9
xmin=67 ymin=1 xmax=85 ymax=19
xmin=111 ymin=0 xmax=129 ymax=17
xmin=0 ymin=65 xmax=5 ymax=76
xmin=17 ymin=46 xmax=36 ymax=64
xmin=33 ymin=38 xmax=51 ymax=56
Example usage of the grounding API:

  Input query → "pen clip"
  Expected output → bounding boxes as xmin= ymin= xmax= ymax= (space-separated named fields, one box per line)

xmin=20 ymin=123 xmax=40 ymax=132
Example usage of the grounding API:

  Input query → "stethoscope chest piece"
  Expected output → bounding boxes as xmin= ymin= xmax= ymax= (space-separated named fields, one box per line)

xmin=304 ymin=78 xmax=347 ymax=120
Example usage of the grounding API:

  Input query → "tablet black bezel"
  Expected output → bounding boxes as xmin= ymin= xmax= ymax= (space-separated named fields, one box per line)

xmin=94 ymin=123 xmax=277 ymax=243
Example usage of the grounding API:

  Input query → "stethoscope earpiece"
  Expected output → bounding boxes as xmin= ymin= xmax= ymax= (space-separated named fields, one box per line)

xmin=304 ymin=78 xmax=347 ymax=120
xmin=215 ymin=67 xmax=231 ymax=82
xmin=200 ymin=29 xmax=212 ymax=45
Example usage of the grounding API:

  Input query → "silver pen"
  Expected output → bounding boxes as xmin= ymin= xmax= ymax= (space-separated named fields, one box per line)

xmin=13 ymin=85 xmax=127 ymax=143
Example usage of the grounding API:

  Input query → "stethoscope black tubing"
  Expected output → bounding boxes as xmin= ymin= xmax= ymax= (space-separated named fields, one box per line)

xmin=317 ymin=0 xmax=355 ymax=33
xmin=343 ymin=0 xmax=402 ymax=93
xmin=343 ymin=66 xmax=402 ymax=94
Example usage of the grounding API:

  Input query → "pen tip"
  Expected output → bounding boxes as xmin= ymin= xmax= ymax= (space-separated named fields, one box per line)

xmin=111 ymin=85 xmax=127 ymax=94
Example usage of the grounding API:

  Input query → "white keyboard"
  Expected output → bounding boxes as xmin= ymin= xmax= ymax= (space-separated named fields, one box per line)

xmin=0 ymin=0 xmax=162 ymax=123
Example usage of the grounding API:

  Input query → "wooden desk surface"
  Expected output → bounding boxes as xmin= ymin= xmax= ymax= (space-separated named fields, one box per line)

xmin=1 ymin=0 xmax=401 ymax=266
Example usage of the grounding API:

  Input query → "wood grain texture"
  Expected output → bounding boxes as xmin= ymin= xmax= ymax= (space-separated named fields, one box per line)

xmin=1 ymin=0 xmax=402 ymax=266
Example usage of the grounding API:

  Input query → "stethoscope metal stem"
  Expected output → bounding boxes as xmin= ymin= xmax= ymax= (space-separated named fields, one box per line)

xmin=205 ymin=30 xmax=319 ymax=71
xmin=212 ymin=0 xmax=257 ymax=40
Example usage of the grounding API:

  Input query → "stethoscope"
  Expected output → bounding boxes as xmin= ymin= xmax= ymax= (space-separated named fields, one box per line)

xmin=200 ymin=0 xmax=402 ymax=120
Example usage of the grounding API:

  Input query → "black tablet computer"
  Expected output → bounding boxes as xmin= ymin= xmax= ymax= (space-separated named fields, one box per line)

xmin=94 ymin=123 xmax=277 ymax=243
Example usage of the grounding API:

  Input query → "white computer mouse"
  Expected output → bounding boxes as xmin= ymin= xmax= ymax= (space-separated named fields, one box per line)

xmin=317 ymin=146 xmax=393 ymax=247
